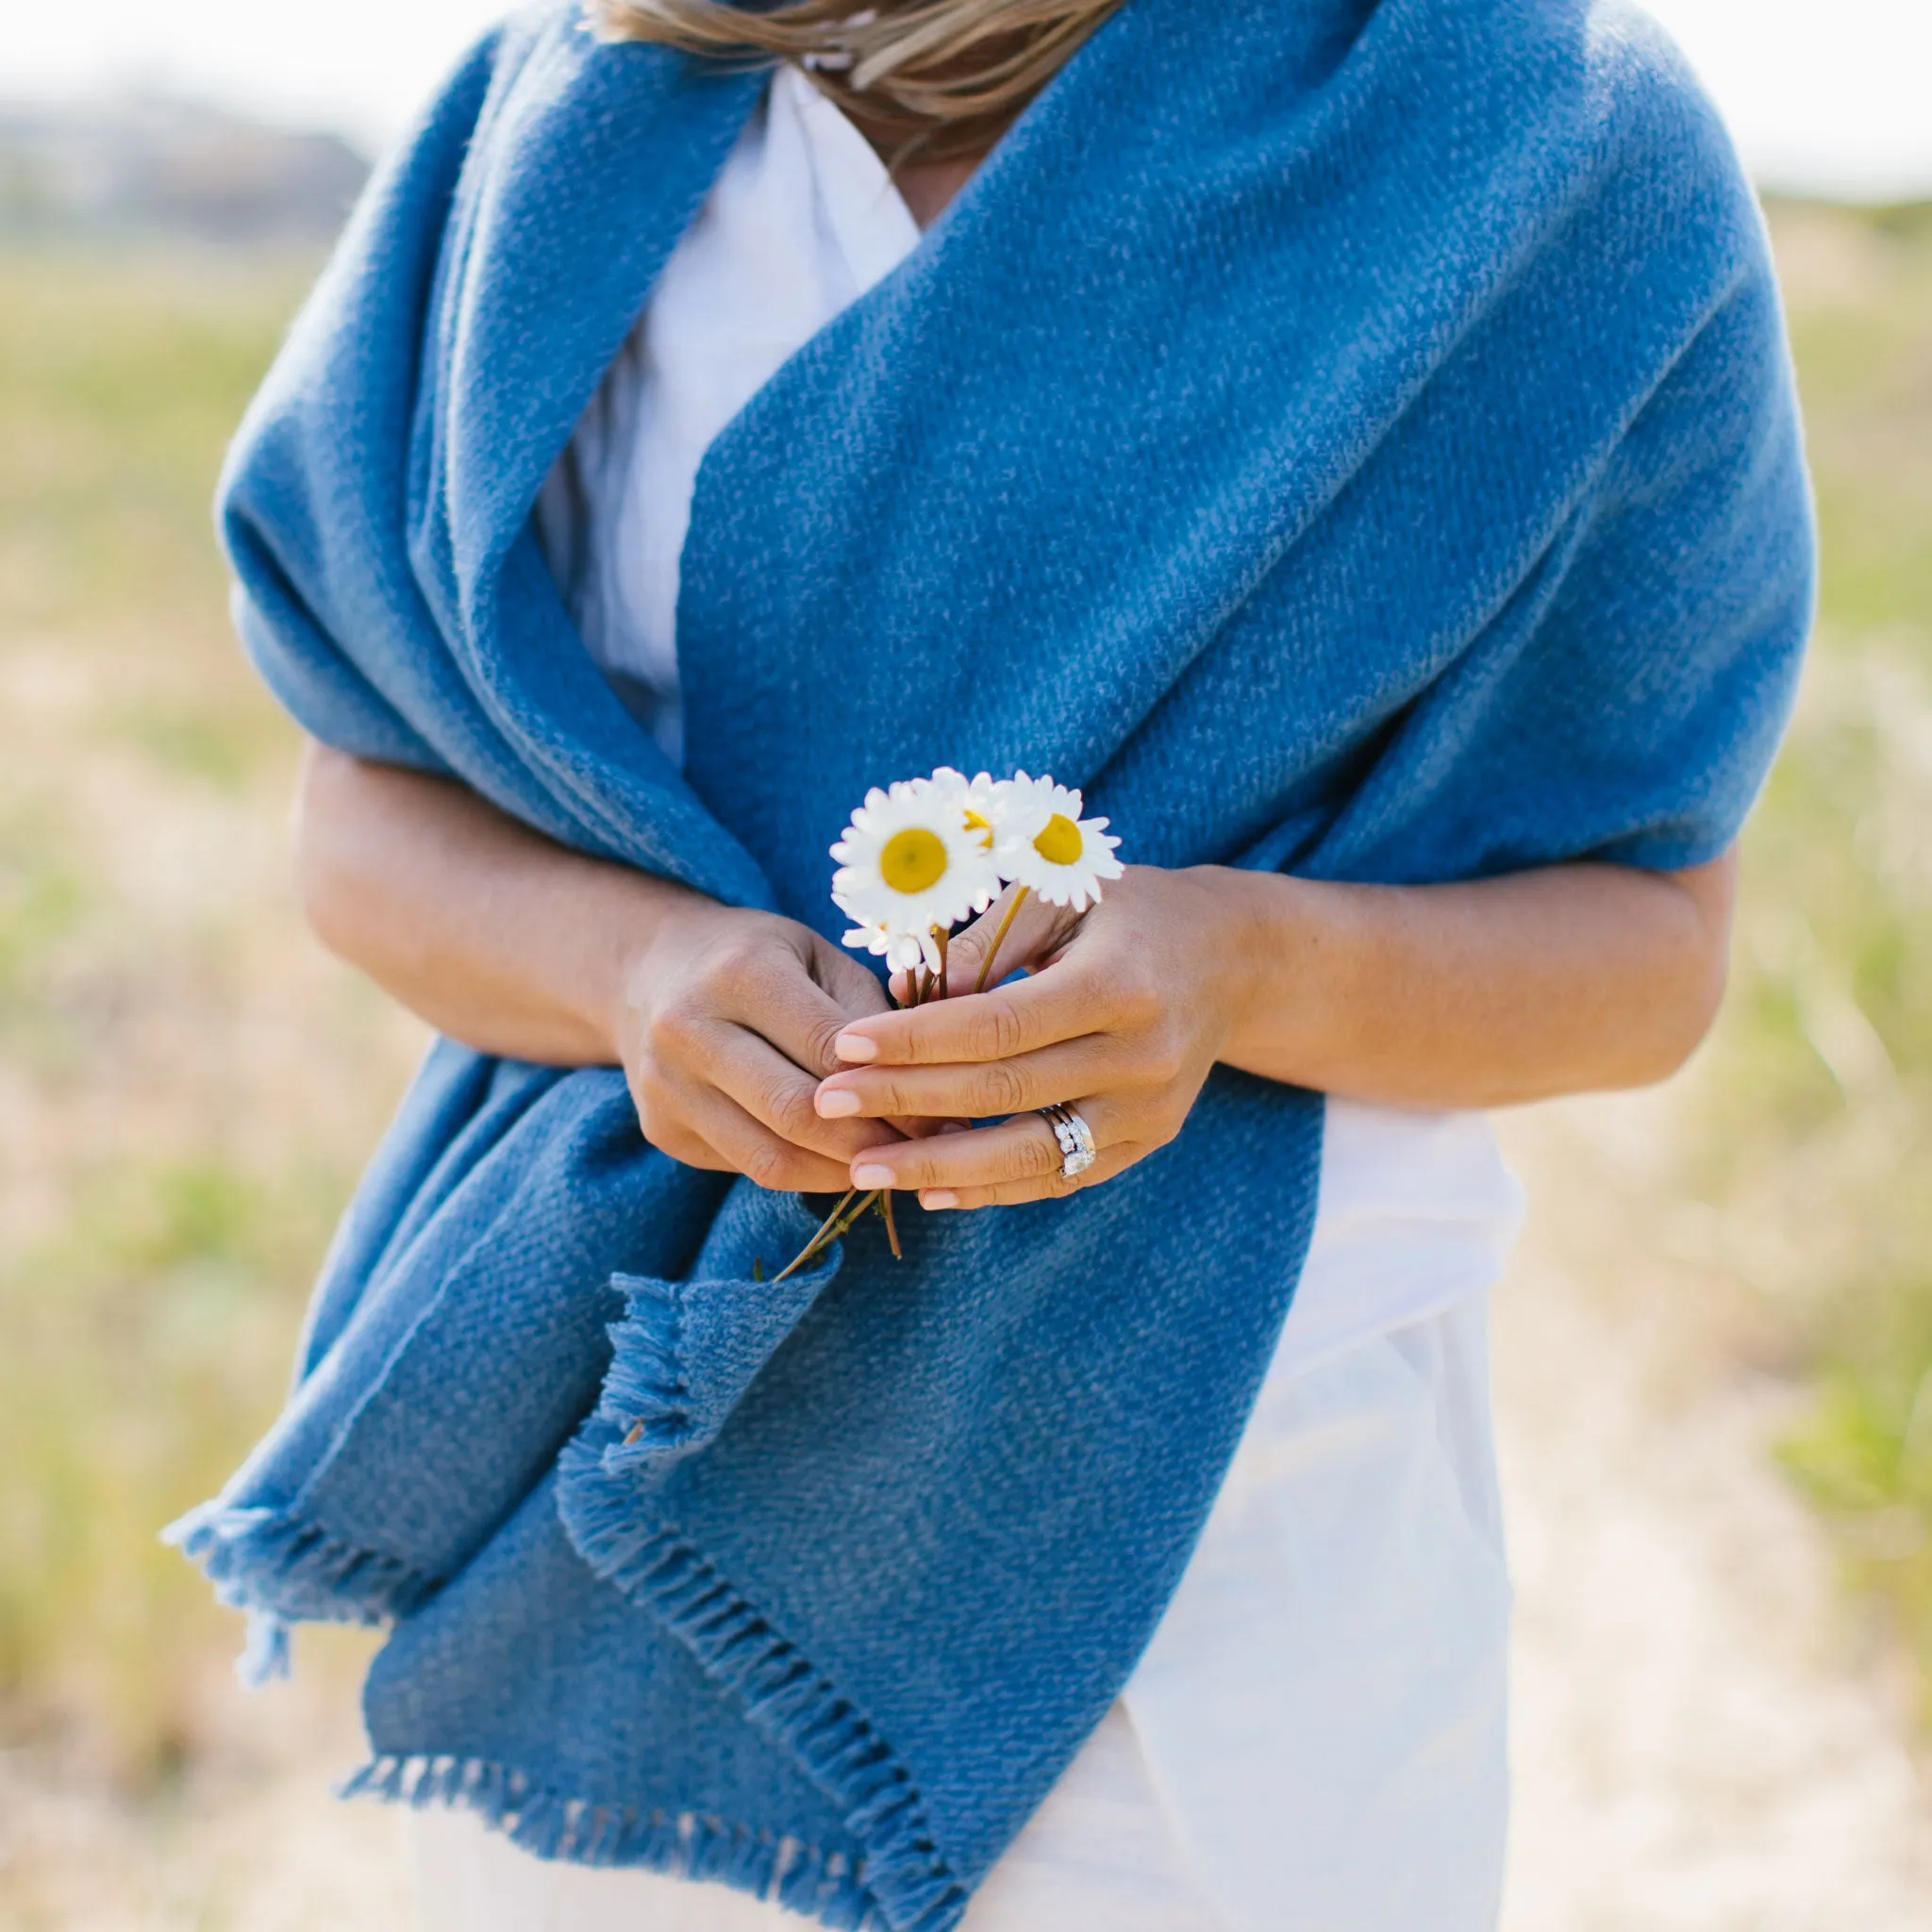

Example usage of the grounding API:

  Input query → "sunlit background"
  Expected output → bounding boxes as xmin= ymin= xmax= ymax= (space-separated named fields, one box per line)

xmin=6 ymin=0 xmax=1932 ymax=195
xmin=2 ymin=3 xmax=1928 ymax=1928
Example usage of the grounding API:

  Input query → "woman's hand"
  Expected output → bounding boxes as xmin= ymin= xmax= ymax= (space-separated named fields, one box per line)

xmin=298 ymin=747 xmax=1737 ymax=1210
xmin=295 ymin=745 xmax=898 ymax=1193
xmin=808 ymin=847 xmax=1739 ymax=1214
xmin=615 ymin=900 xmax=901 ymax=1193
xmin=811 ymin=869 xmax=1253 ymax=1209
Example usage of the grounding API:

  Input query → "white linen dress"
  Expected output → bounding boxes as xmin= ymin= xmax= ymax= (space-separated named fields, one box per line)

xmin=415 ymin=67 xmax=1524 ymax=1932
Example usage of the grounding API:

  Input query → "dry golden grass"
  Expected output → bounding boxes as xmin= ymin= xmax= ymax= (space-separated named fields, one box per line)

xmin=0 ymin=245 xmax=426 ymax=1924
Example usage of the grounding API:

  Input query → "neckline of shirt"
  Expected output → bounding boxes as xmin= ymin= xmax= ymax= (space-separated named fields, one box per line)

xmin=773 ymin=64 xmax=924 ymax=295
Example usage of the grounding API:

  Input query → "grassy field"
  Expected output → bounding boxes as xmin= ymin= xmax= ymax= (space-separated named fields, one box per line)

xmin=0 ymin=202 xmax=1927 ymax=1915
xmin=1698 ymin=204 xmax=1932 ymax=1705
xmin=0 ymin=244 xmax=428 ymax=1928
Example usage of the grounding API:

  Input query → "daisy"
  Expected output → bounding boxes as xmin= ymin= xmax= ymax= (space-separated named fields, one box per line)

xmin=989 ymin=771 xmax=1124 ymax=913
xmin=911 ymin=767 xmax=1028 ymax=872
xmin=831 ymin=774 xmax=1000 ymax=972
xmin=838 ymin=916 xmax=930 ymax=977
xmin=955 ymin=769 xmax=1036 ymax=858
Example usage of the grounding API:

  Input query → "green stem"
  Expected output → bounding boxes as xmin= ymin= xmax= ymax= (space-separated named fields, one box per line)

xmin=771 ymin=1189 xmax=858 ymax=1284
xmin=973 ymin=885 xmax=1029 ymax=995
xmin=824 ymin=1190 xmax=880 ymax=1248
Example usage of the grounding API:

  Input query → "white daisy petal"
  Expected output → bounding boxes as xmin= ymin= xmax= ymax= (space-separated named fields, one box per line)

xmin=826 ymin=770 xmax=1000 ymax=959
xmin=989 ymin=773 xmax=1126 ymax=910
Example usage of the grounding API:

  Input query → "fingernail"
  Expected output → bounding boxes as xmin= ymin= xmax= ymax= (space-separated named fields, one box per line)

xmin=937 ymin=1121 xmax=969 ymax=1136
xmin=921 ymin=1190 xmax=959 ymax=1210
xmin=835 ymin=1033 xmax=877 ymax=1062
xmin=853 ymin=1163 xmax=896 ymax=1189
xmin=815 ymin=1088 xmax=860 ymax=1118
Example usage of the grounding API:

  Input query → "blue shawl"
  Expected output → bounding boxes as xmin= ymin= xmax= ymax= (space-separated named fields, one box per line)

xmin=171 ymin=0 xmax=1812 ymax=1924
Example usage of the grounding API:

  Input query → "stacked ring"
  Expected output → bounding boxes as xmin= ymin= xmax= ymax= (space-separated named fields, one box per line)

xmin=1038 ymin=1102 xmax=1097 ymax=1179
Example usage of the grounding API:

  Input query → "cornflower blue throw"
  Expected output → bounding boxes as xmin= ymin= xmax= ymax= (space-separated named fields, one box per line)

xmin=171 ymin=0 xmax=1813 ymax=1924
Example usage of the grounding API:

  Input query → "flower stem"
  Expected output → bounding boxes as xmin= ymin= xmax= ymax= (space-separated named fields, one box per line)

xmin=879 ymin=1186 xmax=902 ymax=1259
xmin=973 ymin=886 xmax=1029 ymax=994
xmin=935 ymin=925 xmax=949 ymax=1002
xmin=831 ymin=1191 xmax=881 ymax=1246
xmin=771 ymin=1189 xmax=858 ymax=1283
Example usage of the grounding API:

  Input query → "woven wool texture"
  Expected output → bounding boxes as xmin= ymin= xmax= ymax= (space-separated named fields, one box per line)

xmin=171 ymin=0 xmax=1813 ymax=1925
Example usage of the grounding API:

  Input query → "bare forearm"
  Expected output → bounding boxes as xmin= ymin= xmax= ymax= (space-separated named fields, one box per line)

xmin=297 ymin=741 xmax=1735 ymax=1120
xmin=1215 ymin=856 xmax=1736 ymax=1108
xmin=294 ymin=743 xmax=691 ymax=1065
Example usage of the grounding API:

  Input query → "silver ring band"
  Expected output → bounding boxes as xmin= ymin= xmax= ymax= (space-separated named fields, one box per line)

xmin=1038 ymin=1102 xmax=1097 ymax=1179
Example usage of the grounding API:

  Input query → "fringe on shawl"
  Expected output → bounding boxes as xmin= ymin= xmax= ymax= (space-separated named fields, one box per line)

xmin=161 ymin=1501 xmax=441 ymax=1684
xmin=588 ymin=1239 xmax=846 ymax=1473
xmin=591 ymin=1273 xmax=695 ymax=1465
xmin=166 ymin=1248 xmax=969 ymax=1928
xmin=339 ymin=1752 xmax=890 ymax=1929
xmin=558 ymin=1419 xmax=972 ymax=1932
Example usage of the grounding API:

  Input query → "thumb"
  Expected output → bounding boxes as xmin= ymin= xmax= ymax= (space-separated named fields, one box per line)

xmin=933 ymin=887 xmax=1076 ymax=1000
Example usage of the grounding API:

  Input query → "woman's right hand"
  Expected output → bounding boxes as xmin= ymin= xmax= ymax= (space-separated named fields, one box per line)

xmin=612 ymin=900 xmax=899 ymax=1192
xmin=295 ymin=745 xmax=895 ymax=1194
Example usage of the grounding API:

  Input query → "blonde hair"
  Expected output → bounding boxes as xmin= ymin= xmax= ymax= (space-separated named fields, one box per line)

xmin=592 ymin=0 xmax=1127 ymax=158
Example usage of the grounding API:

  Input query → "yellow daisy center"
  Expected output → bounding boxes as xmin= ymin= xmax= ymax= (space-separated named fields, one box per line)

xmin=880 ymin=827 xmax=949 ymax=894
xmin=962 ymin=808 xmax=993 ymax=848
xmin=1033 ymin=813 xmax=1084 ymax=867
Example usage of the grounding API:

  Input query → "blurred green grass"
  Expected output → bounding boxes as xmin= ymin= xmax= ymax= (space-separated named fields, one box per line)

xmin=1698 ymin=202 xmax=1932 ymax=1708
xmin=2 ymin=1158 xmax=347 ymax=1773
xmin=0 ymin=198 xmax=1928 ymax=1809
xmin=0 ymin=242 xmax=420 ymax=1792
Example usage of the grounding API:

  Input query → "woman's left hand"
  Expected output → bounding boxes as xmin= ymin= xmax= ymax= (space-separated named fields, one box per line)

xmin=812 ymin=867 xmax=1255 ymax=1210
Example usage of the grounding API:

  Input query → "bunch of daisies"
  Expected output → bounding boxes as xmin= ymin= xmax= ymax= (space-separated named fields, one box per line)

xmin=831 ymin=767 xmax=1124 ymax=994
xmin=775 ymin=769 xmax=1123 ymax=1280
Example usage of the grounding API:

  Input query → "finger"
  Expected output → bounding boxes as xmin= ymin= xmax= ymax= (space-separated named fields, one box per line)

xmin=918 ymin=1142 xmax=1138 ymax=1210
xmin=806 ymin=929 xmax=897 ymax=1026
xmin=727 ymin=931 xmax=891 ymax=1079
xmin=931 ymin=887 xmax=1076 ymax=997
xmin=814 ymin=1037 xmax=1125 ymax=1124
xmin=674 ymin=1078 xmax=857 ymax=1193
xmin=639 ymin=1122 xmax=734 ymax=1174
xmin=707 ymin=1024 xmax=901 ymax=1165
xmin=833 ymin=960 xmax=1125 ymax=1069
xmin=844 ymin=1097 xmax=1124 ymax=1195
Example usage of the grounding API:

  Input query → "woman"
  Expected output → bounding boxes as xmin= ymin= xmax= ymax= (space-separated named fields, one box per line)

xmin=172 ymin=2 xmax=1812 ymax=1929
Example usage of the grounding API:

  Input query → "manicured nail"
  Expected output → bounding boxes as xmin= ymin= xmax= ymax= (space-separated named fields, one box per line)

xmin=853 ymin=1163 xmax=896 ymax=1189
xmin=835 ymin=1033 xmax=878 ymax=1062
xmin=815 ymin=1088 xmax=860 ymax=1118
xmin=921 ymin=1190 xmax=959 ymax=1210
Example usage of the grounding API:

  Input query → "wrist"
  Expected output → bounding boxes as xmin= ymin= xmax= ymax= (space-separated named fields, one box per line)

xmin=1178 ymin=865 xmax=1275 ymax=1061
xmin=591 ymin=876 xmax=715 ymax=1064
xmin=1193 ymin=866 xmax=1348 ymax=1083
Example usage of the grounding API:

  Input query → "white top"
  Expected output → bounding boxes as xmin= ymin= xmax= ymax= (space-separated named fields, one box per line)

xmin=538 ymin=67 xmax=920 ymax=766
xmin=541 ymin=65 xmax=1524 ymax=1382
xmin=516 ymin=68 xmax=1528 ymax=1929
xmin=417 ymin=1294 xmax=1514 ymax=1930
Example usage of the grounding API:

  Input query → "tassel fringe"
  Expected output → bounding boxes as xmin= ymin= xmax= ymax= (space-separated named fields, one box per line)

xmin=339 ymin=1751 xmax=896 ymax=1929
xmin=558 ymin=1422 xmax=970 ymax=1932
xmin=173 ymin=1238 xmax=966 ymax=1928
xmin=593 ymin=1274 xmax=696 ymax=1466
xmin=161 ymin=1499 xmax=439 ymax=1656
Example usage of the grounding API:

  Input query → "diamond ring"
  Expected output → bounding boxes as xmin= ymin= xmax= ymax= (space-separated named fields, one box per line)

xmin=1037 ymin=1102 xmax=1097 ymax=1180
